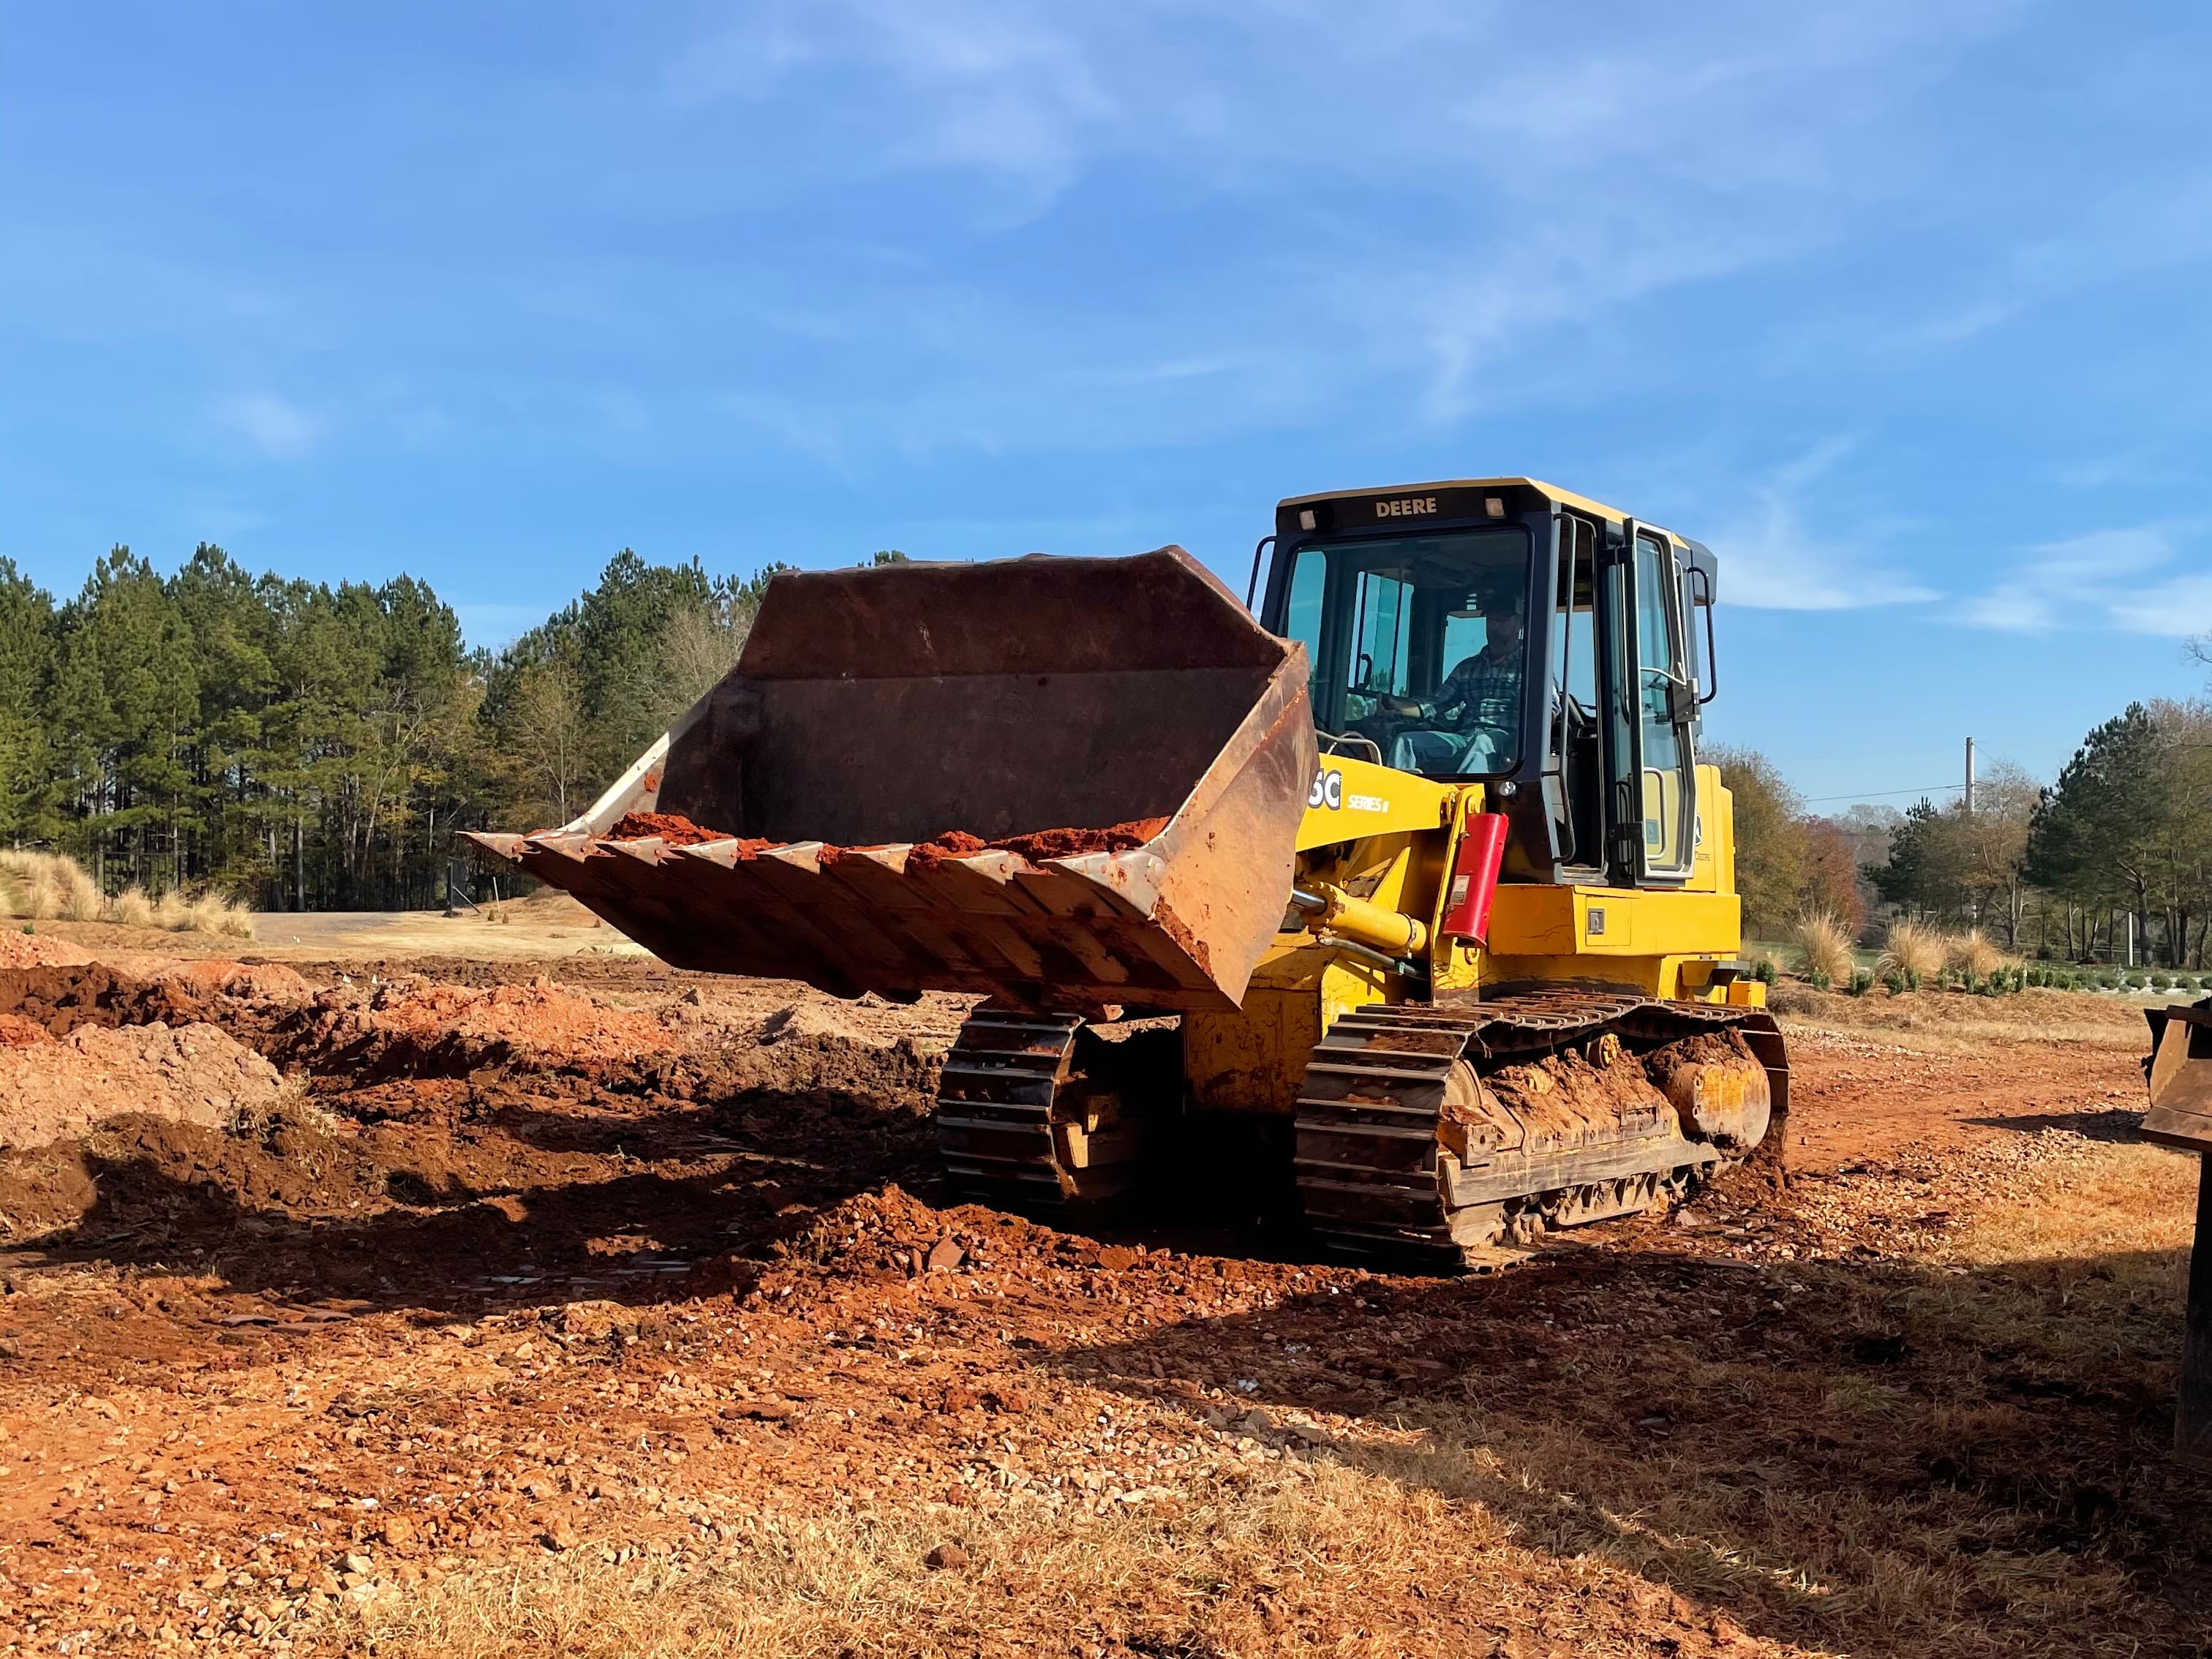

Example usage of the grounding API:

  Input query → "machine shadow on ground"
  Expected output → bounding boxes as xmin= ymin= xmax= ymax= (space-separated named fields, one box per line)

xmin=1055 ymin=1241 xmax=2212 ymax=1656
xmin=8 ymin=1076 xmax=943 ymax=1317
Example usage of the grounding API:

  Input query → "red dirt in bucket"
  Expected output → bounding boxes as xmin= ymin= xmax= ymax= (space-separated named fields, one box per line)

xmin=906 ymin=819 xmax=1168 ymax=870
xmin=605 ymin=811 xmax=732 ymax=847
xmin=603 ymin=813 xmax=1167 ymax=867
xmin=903 ymin=831 xmax=993 ymax=872
xmin=993 ymin=818 xmax=1168 ymax=860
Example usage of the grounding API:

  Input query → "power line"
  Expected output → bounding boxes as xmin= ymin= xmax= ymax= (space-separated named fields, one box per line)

xmin=1799 ymin=783 xmax=1966 ymax=805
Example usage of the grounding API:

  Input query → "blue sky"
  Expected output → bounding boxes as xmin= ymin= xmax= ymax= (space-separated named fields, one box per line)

xmin=4 ymin=1 xmax=2210 ymax=805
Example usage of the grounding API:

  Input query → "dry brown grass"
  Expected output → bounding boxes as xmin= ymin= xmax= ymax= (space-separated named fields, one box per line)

xmin=1774 ymin=985 xmax=2148 ymax=1050
xmin=1942 ymin=1143 xmax=2195 ymax=1362
xmin=106 ymin=886 xmax=155 ymax=928
xmin=122 ymin=885 xmax=256 ymax=936
xmin=350 ymin=1470 xmax=1530 ymax=1658
xmin=1949 ymin=928 xmax=2014 ymax=981
xmin=0 ymin=849 xmax=104 ymax=922
xmin=1793 ymin=910 xmax=1856 ymax=987
xmin=183 ymin=890 xmax=227 ymax=935
xmin=1879 ymin=919 xmax=1948 ymax=988
xmin=0 ymin=851 xmax=256 ymax=938
xmin=346 ymin=1129 xmax=2205 ymax=1659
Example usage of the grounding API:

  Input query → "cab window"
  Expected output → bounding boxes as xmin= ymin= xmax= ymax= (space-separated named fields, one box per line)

xmin=1298 ymin=527 xmax=1532 ymax=779
xmin=1282 ymin=547 xmax=1328 ymax=715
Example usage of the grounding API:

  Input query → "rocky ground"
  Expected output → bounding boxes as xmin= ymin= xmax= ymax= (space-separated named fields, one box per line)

xmin=0 ymin=943 xmax=2204 ymax=1658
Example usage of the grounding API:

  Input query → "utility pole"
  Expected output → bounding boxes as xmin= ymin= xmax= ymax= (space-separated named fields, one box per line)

xmin=1964 ymin=736 xmax=1976 ymax=816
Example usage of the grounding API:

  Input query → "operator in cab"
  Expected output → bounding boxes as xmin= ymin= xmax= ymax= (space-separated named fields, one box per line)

xmin=1380 ymin=575 xmax=1527 ymax=776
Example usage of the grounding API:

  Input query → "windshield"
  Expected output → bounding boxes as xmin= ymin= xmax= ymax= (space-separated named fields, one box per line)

xmin=1286 ymin=527 xmax=1531 ymax=778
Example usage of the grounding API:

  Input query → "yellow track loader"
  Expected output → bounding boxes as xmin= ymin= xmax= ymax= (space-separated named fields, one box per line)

xmin=470 ymin=477 xmax=1788 ymax=1267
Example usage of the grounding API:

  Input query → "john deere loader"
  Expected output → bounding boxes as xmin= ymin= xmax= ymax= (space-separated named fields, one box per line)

xmin=470 ymin=477 xmax=1788 ymax=1267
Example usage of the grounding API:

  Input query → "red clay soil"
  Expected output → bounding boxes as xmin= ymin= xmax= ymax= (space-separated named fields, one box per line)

xmin=903 ymin=830 xmax=993 ymax=871
xmin=908 ymin=818 xmax=1169 ymax=870
xmin=265 ymin=977 xmax=677 ymax=1080
xmin=1152 ymin=903 xmax=1213 ymax=974
xmin=0 ymin=964 xmax=222 ymax=1037
xmin=0 ymin=1007 xmax=2196 ymax=1657
xmin=601 ymin=813 xmax=1170 ymax=868
xmin=992 ymin=816 xmax=1169 ymax=859
xmin=603 ymin=811 xmax=734 ymax=847
xmin=0 ymin=930 xmax=95 ymax=968
xmin=0 ymin=955 xmax=2202 ymax=1656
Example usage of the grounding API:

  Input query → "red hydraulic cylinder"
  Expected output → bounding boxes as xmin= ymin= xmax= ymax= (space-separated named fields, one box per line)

xmin=1440 ymin=813 xmax=1508 ymax=943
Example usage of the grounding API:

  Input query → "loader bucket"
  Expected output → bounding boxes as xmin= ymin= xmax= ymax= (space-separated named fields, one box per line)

xmin=466 ymin=546 xmax=1317 ymax=1015
xmin=2143 ymin=999 xmax=2212 ymax=1154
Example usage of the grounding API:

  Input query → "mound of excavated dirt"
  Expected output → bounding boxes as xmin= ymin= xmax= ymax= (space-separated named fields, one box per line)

xmin=146 ymin=959 xmax=318 ymax=1002
xmin=268 ymin=976 xmax=677 ymax=1080
xmin=0 ymin=1102 xmax=391 ymax=1241
xmin=0 ymin=930 xmax=96 ymax=968
xmin=0 ymin=1020 xmax=288 ymax=1151
xmin=0 ymin=963 xmax=225 ymax=1036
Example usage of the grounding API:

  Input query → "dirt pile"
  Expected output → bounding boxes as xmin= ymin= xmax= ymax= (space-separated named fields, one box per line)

xmin=605 ymin=811 xmax=750 ymax=848
xmin=0 ymin=963 xmax=225 ymax=1036
xmin=907 ymin=816 xmax=1170 ymax=869
xmin=148 ymin=958 xmax=318 ymax=1002
xmin=0 ymin=930 xmax=95 ymax=968
xmin=268 ymin=976 xmax=677 ymax=1080
xmin=992 ymin=816 xmax=1170 ymax=859
xmin=601 ymin=813 xmax=1170 ymax=866
xmin=0 ymin=1020 xmax=288 ymax=1151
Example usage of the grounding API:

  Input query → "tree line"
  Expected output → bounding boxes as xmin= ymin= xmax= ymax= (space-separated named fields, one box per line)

xmin=1716 ymin=690 xmax=2212 ymax=968
xmin=0 ymin=543 xmax=895 ymax=911
xmin=3 ymin=536 xmax=2203 ymax=952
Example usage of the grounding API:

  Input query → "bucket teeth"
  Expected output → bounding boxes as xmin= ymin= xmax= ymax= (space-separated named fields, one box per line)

xmin=473 ymin=831 xmax=1229 ymax=1011
xmin=459 ymin=546 xmax=1315 ymax=1011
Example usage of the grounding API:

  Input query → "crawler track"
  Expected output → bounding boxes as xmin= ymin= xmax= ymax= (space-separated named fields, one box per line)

xmin=1295 ymin=991 xmax=1790 ymax=1270
xmin=934 ymin=1010 xmax=1156 ymax=1216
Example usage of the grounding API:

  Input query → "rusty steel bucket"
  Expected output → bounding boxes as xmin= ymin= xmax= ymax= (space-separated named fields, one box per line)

xmin=2143 ymin=998 xmax=2212 ymax=1154
xmin=465 ymin=546 xmax=1317 ymax=1014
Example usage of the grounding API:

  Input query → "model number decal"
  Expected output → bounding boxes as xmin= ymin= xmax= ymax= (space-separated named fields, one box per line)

xmin=1309 ymin=770 xmax=1389 ymax=814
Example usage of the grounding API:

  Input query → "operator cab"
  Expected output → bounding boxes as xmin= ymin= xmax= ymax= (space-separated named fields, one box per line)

xmin=1257 ymin=478 xmax=1718 ymax=890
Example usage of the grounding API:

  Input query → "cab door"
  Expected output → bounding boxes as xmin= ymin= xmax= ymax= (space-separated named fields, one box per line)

xmin=1625 ymin=522 xmax=1698 ymax=881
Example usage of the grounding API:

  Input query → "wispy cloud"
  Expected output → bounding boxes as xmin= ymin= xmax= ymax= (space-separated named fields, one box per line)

xmin=211 ymin=391 xmax=322 ymax=459
xmin=1965 ymin=526 xmax=2212 ymax=636
xmin=650 ymin=0 xmax=2031 ymax=444
xmin=666 ymin=1 xmax=1116 ymax=199
xmin=1710 ymin=440 xmax=1940 ymax=612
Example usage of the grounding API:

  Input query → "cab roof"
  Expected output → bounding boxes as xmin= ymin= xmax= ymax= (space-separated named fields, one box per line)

xmin=1273 ymin=475 xmax=1718 ymax=595
xmin=1278 ymin=475 xmax=1642 ymax=530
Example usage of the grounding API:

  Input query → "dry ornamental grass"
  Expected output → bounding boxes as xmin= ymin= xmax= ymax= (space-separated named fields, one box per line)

xmin=1949 ymin=928 xmax=2013 ymax=982
xmin=0 ymin=849 xmax=104 ymax=922
xmin=1793 ymin=910 xmax=1856 ymax=988
xmin=1880 ymin=920 xmax=1949 ymax=990
xmin=106 ymin=886 xmax=155 ymax=928
xmin=0 ymin=849 xmax=255 ymax=938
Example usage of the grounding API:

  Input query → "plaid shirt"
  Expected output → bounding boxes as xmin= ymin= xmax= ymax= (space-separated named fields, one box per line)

xmin=1433 ymin=648 xmax=1521 ymax=736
